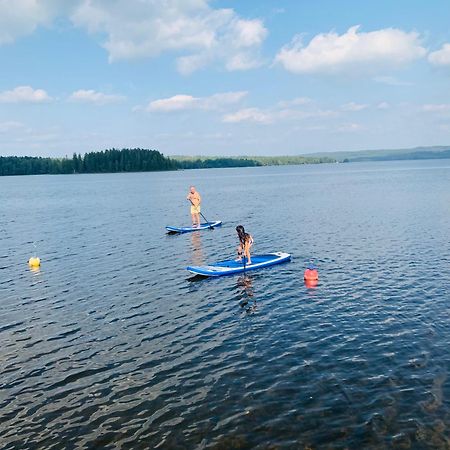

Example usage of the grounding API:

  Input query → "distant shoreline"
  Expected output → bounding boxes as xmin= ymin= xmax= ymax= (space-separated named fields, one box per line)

xmin=1 ymin=146 xmax=449 ymax=176
xmin=172 ymin=145 xmax=450 ymax=165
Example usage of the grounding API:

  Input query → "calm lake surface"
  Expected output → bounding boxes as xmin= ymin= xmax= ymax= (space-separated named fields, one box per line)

xmin=1 ymin=160 xmax=450 ymax=449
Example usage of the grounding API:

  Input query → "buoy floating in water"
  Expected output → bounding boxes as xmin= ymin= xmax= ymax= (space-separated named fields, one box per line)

xmin=304 ymin=264 xmax=318 ymax=288
xmin=304 ymin=264 xmax=318 ymax=281
xmin=28 ymin=257 xmax=41 ymax=267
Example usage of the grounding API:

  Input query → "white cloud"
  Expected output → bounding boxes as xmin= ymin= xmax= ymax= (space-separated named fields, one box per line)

xmin=0 ymin=122 xmax=63 ymax=152
xmin=176 ymin=54 xmax=210 ymax=75
xmin=229 ymin=19 xmax=267 ymax=48
xmin=147 ymin=95 xmax=197 ymax=112
xmin=209 ymin=91 xmax=248 ymax=105
xmin=223 ymin=108 xmax=272 ymax=124
xmin=146 ymin=91 xmax=247 ymax=112
xmin=377 ymin=102 xmax=390 ymax=109
xmin=275 ymin=25 xmax=426 ymax=74
xmin=70 ymin=0 xmax=267 ymax=73
xmin=148 ymin=94 xmax=328 ymax=123
xmin=223 ymin=99 xmax=338 ymax=124
xmin=0 ymin=0 xmax=67 ymax=45
xmin=71 ymin=1 xmax=222 ymax=60
xmin=0 ymin=1 xmax=267 ymax=74
xmin=69 ymin=89 xmax=125 ymax=105
xmin=428 ymin=43 xmax=450 ymax=66
xmin=422 ymin=104 xmax=450 ymax=112
xmin=225 ymin=53 xmax=263 ymax=71
xmin=277 ymin=108 xmax=337 ymax=120
xmin=341 ymin=102 xmax=369 ymax=112
xmin=0 ymin=86 xmax=52 ymax=103
xmin=277 ymin=97 xmax=311 ymax=108
xmin=373 ymin=76 xmax=413 ymax=86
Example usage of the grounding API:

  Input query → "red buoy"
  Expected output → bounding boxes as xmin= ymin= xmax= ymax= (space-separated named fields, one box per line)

xmin=304 ymin=265 xmax=319 ymax=288
xmin=304 ymin=266 xmax=319 ymax=281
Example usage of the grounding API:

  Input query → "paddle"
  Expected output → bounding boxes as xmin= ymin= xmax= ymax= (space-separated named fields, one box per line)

xmin=188 ymin=198 xmax=214 ymax=229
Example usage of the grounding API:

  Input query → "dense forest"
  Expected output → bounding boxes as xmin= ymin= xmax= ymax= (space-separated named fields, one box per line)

xmin=177 ymin=157 xmax=261 ymax=169
xmin=0 ymin=149 xmax=177 ymax=176
xmin=0 ymin=148 xmax=334 ymax=176
xmin=2 ymin=145 xmax=447 ymax=176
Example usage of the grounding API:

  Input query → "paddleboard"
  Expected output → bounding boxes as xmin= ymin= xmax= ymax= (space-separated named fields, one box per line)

xmin=166 ymin=221 xmax=222 ymax=233
xmin=187 ymin=252 xmax=291 ymax=277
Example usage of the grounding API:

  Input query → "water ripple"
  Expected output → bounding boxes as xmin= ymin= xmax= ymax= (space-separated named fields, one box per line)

xmin=1 ymin=162 xmax=449 ymax=449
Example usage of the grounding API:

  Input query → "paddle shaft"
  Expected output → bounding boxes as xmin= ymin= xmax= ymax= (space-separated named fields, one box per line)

xmin=188 ymin=198 xmax=213 ymax=228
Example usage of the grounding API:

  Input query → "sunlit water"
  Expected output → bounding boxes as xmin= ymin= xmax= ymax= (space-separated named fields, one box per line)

xmin=1 ymin=160 xmax=449 ymax=449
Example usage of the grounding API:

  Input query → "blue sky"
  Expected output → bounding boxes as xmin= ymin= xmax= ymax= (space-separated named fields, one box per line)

xmin=1 ymin=0 xmax=450 ymax=157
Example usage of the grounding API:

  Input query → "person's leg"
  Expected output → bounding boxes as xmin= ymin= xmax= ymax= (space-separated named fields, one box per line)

xmin=191 ymin=213 xmax=196 ymax=226
xmin=245 ymin=242 xmax=252 ymax=264
xmin=236 ymin=244 xmax=243 ymax=261
xmin=195 ymin=212 xmax=200 ymax=227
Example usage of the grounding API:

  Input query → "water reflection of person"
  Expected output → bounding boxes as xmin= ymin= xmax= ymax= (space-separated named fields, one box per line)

xmin=238 ymin=274 xmax=257 ymax=312
xmin=190 ymin=231 xmax=204 ymax=266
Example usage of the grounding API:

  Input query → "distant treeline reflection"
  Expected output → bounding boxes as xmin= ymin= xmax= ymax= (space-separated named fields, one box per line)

xmin=0 ymin=148 xmax=335 ymax=176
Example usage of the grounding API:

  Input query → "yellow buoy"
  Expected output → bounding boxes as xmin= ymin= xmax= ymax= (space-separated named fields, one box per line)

xmin=28 ymin=257 xmax=41 ymax=267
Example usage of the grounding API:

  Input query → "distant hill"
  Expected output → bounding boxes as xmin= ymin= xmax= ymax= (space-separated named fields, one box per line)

xmin=173 ymin=155 xmax=335 ymax=167
xmin=173 ymin=146 xmax=450 ymax=167
xmin=305 ymin=146 xmax=450 ymax=162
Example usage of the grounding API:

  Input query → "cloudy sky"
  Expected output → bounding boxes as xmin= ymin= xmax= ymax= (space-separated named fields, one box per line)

xmin=1 ymin=0 xmax=450 ymax=157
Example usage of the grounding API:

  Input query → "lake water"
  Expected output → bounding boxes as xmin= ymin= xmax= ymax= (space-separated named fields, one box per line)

xmin=1 ymin=160 xmax=449 ymax=449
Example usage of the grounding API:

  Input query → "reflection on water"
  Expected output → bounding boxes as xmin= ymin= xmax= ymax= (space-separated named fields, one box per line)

xmin=1 ymin=161 xmax=450 ymax=449
xmin=304 ymin=279 xmax=319 ymax=289
xmin=190 ymin=231 xmax=204 ymax=266
xmin=237 ymin=275 xmax=257 ymax=312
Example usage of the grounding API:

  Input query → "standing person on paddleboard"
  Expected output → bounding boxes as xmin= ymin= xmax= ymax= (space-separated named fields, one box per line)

xmin=236 ymin=225 xmax=253 ymax=265
xmin=187 ymin=186 xmax=201 ymax=228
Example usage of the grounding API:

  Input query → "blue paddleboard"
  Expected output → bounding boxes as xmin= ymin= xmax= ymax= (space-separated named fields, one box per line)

xmin=187 ymin=252 xmax=291 ymax=277
xmin=166 ymin=220 xmax=222 ymax=233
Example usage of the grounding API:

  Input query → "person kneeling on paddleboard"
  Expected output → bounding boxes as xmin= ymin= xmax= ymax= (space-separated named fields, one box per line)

xmin=236 ymin=225 xmax=253 ymax=265
xmin=187 ymin=186 xmax=201 ymax=228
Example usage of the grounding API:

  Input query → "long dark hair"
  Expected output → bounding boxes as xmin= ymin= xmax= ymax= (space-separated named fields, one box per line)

xmin=236 ymin=225 xmax=250 ymax=245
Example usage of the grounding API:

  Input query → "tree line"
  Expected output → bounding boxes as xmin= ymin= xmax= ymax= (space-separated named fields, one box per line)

xmin=0 ymin=148 xmax=177 ymax=176
xmin=0 ymin=148 xmax=337 ymax=176
xmin=177 ymin=157 xmax=261 ymax=169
